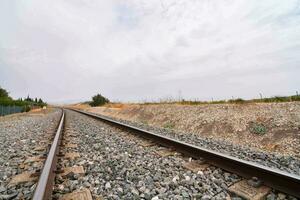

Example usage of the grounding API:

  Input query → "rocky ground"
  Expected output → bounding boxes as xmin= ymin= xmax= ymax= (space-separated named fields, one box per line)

xmin=84 ymin=102 xmax=300 ymax=158
xmin=106 ymin=116 xmax=300 ymax=175
xmin=54 ymin=110 xmax=297 ymax=200
xmin=0 ymin=109 xmax=61 ymax=199
xmin=80 ymin=107 xmax=300 ymax=176
xmin=1 ymin=108 xmax=298 ymax=199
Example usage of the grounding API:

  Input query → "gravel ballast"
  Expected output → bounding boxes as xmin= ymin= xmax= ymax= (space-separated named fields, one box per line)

xmin=54 ymin=110 xmax=297 ymax=199
xmin=82 ymin=110 xmax=300 ymax=176
xmin=0 ymin=109 xmax=61 ymax=199
xmin=55 ymin=110 xmax=241 ymax=199
xmin=1 ymin=109 xmax=298 ymax=199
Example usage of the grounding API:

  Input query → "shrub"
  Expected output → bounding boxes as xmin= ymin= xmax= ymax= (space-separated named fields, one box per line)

xmin=163 ymin=122 xmax=175 ymax=129
xmin=22 ymin=105 xmax=31 ymax=112
xmin=228 ymin=98 xmax=245 ymax=104
xmin=249 ymin=122 xmax=267 ymax=135
xmin=291 ymin=95 xmax=300 ymax=101
xmin=140 ymin=120 xmax=148 ymax=125
xmin=273 ymin=96 xmax=287 ymax=102
xmin=89 ymin=94 xmax=109 ymax=107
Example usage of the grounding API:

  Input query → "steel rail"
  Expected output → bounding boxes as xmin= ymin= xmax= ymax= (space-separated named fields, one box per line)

xmin=32 ymin=109 xmax=65 ymax=200
xmin=70 ymin=108 xmax=300 ymax=198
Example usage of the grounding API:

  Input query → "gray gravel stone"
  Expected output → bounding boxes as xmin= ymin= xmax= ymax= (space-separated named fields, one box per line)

xmin=0 ymin=186 xmax=6 ymax=193
xmin=266 ymin=193 xmax=276 ymax=200
xmin=0 ymin=192 xmax=18 ymax=200
xmin=0 ymin=109 xmax=61 ymax=200
xmin=201 ymin=194 xmax=212 ymax=200
xmin=52 ymin=110 xmax=241 ymax=199
xmin=247 ymin=177 xmax=262 ymax=188
xmin=97 ymin=112 xmax=300 ymax=176
xmin=51 ymin=110 xmax=297 ymax=200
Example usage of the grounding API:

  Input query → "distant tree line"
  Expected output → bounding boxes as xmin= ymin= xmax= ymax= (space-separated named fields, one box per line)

xmin=0 ymin=86 xmax=47 ymax=112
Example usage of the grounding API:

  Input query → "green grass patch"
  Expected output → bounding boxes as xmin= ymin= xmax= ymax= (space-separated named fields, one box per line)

xmin=163 ymin=122 xmax=175 ymax=129
xmin=249 ymin=122 xmax=267 ymax=135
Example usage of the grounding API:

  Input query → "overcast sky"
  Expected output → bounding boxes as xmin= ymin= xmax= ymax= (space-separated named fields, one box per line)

xmin=1 ymin=0 xmax=300 ymax=103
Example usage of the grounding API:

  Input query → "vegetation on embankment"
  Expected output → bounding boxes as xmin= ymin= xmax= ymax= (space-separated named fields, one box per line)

xmin=139 ymin=94 xmax=300 ymax=106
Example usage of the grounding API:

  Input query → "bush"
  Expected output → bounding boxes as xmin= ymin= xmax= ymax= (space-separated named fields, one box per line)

xmin=22 ymin=105 xmax=31 ymax=112
xmin=249 ymin=122 xmax=267 ymax=135
xmin=291 ymin=95 xmax=300 ymax=101
xmin=273 ymin=96 xmax=287 ymax=102
xmin=89 ymin=94 xmax=109 ymax=107
xmin=228 ymin=98 xmax=245 ymax=104
xmin=163 ymin=122 xmax=175 ymax=129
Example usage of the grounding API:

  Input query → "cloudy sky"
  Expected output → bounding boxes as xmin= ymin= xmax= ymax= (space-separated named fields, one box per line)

xmin=1 ymin=0 xmax=300 ymax=103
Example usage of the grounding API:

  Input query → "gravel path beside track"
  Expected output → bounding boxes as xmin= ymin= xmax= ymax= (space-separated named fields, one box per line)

xmin=84 ymin=111 xmax=300 ymax=176
xmin=0 ymin=109 xmax=61 ymax=199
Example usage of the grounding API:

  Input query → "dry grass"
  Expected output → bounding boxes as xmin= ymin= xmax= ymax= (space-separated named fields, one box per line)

xmin=0 ymin=107 xmax=54 ymax=121
xmin=69 ymin=103 xmax=91 ymax=110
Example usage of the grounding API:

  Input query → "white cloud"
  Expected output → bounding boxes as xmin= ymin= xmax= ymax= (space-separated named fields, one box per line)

xmin=0 ymin=0 xmax=300 ymax=102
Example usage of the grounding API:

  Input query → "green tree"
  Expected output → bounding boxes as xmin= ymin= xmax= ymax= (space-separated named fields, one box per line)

xmin=89 ymin=94 xmax=109 ymax=107
xmin=25 ymin=95 xmax=33 ymax=102
xmin=38 ymin=98 xmax=43 ymax=104
xmin=0 ymin=86 xmax=9 ymax=98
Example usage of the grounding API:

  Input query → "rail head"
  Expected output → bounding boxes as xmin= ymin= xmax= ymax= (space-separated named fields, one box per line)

xmin=32 ymin=109 xmax=65 ymax=200
xmin=69 ymin=108 xmax=300 ymax=198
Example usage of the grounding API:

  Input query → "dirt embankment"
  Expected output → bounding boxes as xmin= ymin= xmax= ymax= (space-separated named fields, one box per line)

xmin=83 ymin=102 xmax=300 ymax=156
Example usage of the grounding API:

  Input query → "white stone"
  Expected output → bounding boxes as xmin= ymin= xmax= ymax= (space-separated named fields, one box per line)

xmin=105 ymin=182 xmax=111 ymax=189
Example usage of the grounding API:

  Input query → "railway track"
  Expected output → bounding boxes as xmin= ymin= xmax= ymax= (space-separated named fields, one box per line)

xmin=32 ymin=110 xmax=65 ymax=199
xmin=13 ymin=108 xmax=299 ymax=199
